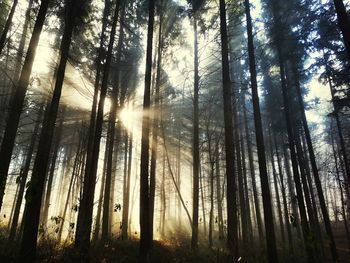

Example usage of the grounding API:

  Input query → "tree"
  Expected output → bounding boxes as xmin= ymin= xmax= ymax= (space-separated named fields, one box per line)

xmin=19 ymin=0 xmax=83 ymax=261
xmin=0 ymin=0 xmax=18 ymax=55
xmin=0 ymin=0 xmax=50 ymax=212
xmin=139 ymin=0 xmax=155 ymax=260
xmin=244 ymin=0 xmax=279 ymax=261
xmin=219 ymin=0 xmax=237 ymax=259
xmin=333 ymin=0 xmax=350 ymax=61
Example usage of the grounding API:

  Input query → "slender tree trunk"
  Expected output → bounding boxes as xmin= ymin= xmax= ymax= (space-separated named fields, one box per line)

xmin=292 ymin=62 xmax=337 ymax=261
xmin=42 ymin=115 xmax=64 ymax=228
xmin=243 ymin=97 xmax=263 ymax=241
xmin=75 ymin=0 xmax=120 ymax=255
xmin=0 ymin=0 xmax=50 ymax=212
xmin=191 ymin=13 xmax=200 ymax=251
xmin=101 ymin=6 xmax=125 ymax=242
xmin=215 ymin=140 xmax=224 ymax=240
xmin=149 ymin=2 xmax=163 ymax=244
xmin=325 ymin=59 xmax=350 ymax=211
xmin=274 ymin=132 xmax=294 ymax=257
xmin=199 ymin=164 xmax=207 ymax=237
xmin=57 ymin=133 xmax=82 ymax=242
xmin=333 ymin=0 xmax=350 ymax=62
xmin=219 ymin=0 xmax=238 ymax=259
xmin=139 ymin=0 xmax=155 ymax=260
xmin=93 ymin=137 xmax=109 ymax=242
xmin=0 ymin=0 xmax=18 ymax=55
xmin=8 ymin=105 xmax=43 ymax=242
xmin=268 ymin=131 xmax=285 ymax=243
xmin=244 ymin=0 xmax=279 ymax=261
xmin=240 ymin=124 xmax=253 ymax=245
xmin=19 ymin=1 xmax=77 ymax=261
xmin=331 ymin=127 xmax=350 ymax=253
xmin=278 ymin=59 xmax=315 ymax=262
xmin=12 ymin=0 xmax=33 ymax=85
xmin=122 ymin=133 xmax=132 ymax=239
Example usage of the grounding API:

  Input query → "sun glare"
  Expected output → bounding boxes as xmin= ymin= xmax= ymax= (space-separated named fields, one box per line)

xmin=119 ymin=105 xmax=142 ymax=132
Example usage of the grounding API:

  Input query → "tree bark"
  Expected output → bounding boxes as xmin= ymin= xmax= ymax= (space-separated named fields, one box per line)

xmin=101 ymin=5 xmax=125 ymax=242
xmin=333 ymin=0 xmax=350 ymax=62
xmin=19 ymin=0 xmax=77 ymax=261
xmin=42 ymin=114 xmax=64 ymax=228
xmin=139 ymin=0 xmax=155 ymax=260
xmin=0 ymin=0 xmax=50 ymax=212
xmin=75 ymin=0 xmax=120 ymax=255
xmin=0 ymin=0 xmax=18 ymax=55
xmin=191 ymin=13 xmax=200 ymax=251
xmin=219 ymin=0 xmax=238 ymax=259
xmin=244 ymin=0 xmax=279 ymax=261
xmin=8 ymin=104 xmax=43 ymax=242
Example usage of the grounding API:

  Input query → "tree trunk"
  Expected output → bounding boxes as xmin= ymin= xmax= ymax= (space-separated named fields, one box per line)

xmin=139 ymin=0 xmax=155 ymax=260
xmin=219 ymin=0 xmax=238 ymax=259
xmin=101 ymin=5 xmax=125 ymax=242
xmin=58 ymin=133 xmax=82 ymax=242
xmin=149 ymin=1 xmax=163 ymax=244
xmin=268 ymin=131 xmax=285 ymax=243
xmin=75 ymin=0 xmax=120 ymax=255
xmin=244 ymin=0 xmax=279 ymax=261
xmin=278 ymin=59 xmax=315 ymax=262
xmin=0 ymin=0 xmax=50 ymax=212
xmin=93 ymin=137 xmax=109 ymax=242
xmin=333 ymin=0 xmax=350 ymax=62
xmin=19 ymin=1 xmax=77 ymax=261
xmin=0 ymin=0 xmax=18 ymax=55
xmin=274 ymin=132 xmax=294 ymax=256
xmin=215 ymin=140 xmax=224 ymax=240
xmin=191 ymin=13 xmax=200 ymax=251
xmin=42 ymin=114 xmax=64 ymax=228
xmin=242 ymin=97 xmax=264 ymax=241
xmin=122 ymin=133 xmax=132 ymax=239
xmin=8 ymin=104 xmax=43 ymax=242
xmin=292 ymin=62 xmax=337 ymax=261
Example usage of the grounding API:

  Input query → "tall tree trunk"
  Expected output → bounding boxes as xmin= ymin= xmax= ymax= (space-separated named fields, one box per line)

xmin=93 ymin=137 xmax=108 ymax=242
xmin=19 ymin=1 xmax=77 ymax=261
xmin=58 ymin=133 xmax=82 ymax=242
xmin=0 ymin=0 xmax=50 ymax=212
xmin=215 ymin=140 xmax=224 ymax=240
xmin=278 ymin=59 xmax=315 ymax=262
xmin=244 ymin=0 xmax=279 ymax=261
xmin=292 ymin=62 xmax=338 ymax=262
xmin=240 ymin=124 xmax=253 ymax=245
xmin=325 ymin=57 xmax=350 ymax=213
xmin=0 ymin=0 xmax=18 ymax=55
xmin=101 ymin=5 xmax=125 ymax=242
xmin=242 ymin=97 xmax=263 ymax=241
xmin=122 ymin=133 xmax=132 ymax=239
xmin=333 ymin=0 xmax=350 ymax=62
xmin=199 ymin=164 xmax=207 ymax=237
xmin=234 ymin=123 xmax=248 ymax=247
xmin=191 ymin=13 xmax=200 ymax=251
xmin=8 ymin=104 xmax=43 ymax=242
xmin=149 ymin=1 xmax=163 ymax=244
xmin=12 ymin=0 xmax=33 ymax=87
xmin=274 ymin=132 xmax=294 ymax=257
xmin=42 ymin=114 xmax=64 ymax=228
xmin=139 ymin=0 xmax=155 ymax=260
xmin=219 ymin=0 xmax=238 ymax=259
xmin=268 ymin=131 xmax=285 ymax=243
xmin=331 ymin=127 xmax=350 ymax=253
xmin=75 ymin=0 xmax=120 ymax=255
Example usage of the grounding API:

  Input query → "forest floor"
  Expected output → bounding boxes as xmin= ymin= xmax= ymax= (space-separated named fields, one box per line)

xmin=0 ymin=223 xmax=349 ymax=262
